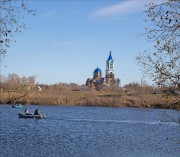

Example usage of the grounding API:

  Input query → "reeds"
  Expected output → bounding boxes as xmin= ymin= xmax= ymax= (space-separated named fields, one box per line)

xmin=1 ymin=90 xmax=178 ymax=110
xmin=0 ymin=84 xmax=179 ymax=110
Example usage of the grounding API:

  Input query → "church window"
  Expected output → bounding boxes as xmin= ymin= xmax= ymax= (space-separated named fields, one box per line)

xmin=110 ymin=63 xmax=113 ymax=69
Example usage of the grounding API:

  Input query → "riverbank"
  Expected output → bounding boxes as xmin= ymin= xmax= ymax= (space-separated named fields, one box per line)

xmin=1 ymin=89 xmax=179 ymax=110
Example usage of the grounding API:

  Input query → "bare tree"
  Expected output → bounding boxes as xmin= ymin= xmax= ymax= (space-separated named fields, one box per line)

xmin=136 ymin=0 xmax=180 ymax=89
xmin=1 ymin=73 xmax=36 ymax=104
xmin=0 ymin=0 xmax=35 ymax=103
xmin=0 ymin=0 xmax=35 ymax=57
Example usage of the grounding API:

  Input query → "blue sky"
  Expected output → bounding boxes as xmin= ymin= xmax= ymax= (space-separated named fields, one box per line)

xmin=3 ymin=0 xmax=162 ymax=86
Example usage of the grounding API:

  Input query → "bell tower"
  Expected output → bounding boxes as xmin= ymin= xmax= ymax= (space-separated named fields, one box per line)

xmin=105 ymin=51 xmax=115 ymax=79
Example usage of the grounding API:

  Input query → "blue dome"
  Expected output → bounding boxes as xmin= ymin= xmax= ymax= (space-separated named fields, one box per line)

xmin=94 ymin=67 xmax=102 ymax=73
xmin=93 ymin=66 xmax=102 ymax=79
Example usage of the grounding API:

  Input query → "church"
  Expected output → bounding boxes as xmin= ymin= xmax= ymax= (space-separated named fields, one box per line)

xmin=86 ymin=51 xmax=120 ymax=90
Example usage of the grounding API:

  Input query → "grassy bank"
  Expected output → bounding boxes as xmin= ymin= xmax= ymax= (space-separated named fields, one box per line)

xmin=1 ymin=88 xmax=179 ymax=110
xmin=0 ymin=79 xmax=179 ymax=110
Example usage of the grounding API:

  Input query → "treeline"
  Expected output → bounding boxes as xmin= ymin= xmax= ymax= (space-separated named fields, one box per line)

xmin=0 ymin=74 xmax=179 ymax=110
xmin=0 ymin=74 xmax=35 ymax=104
xmin=0 ymin=73 xmax=80 ymax=104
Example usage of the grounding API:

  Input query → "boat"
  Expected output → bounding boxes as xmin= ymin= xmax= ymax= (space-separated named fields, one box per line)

xmin=18 ymin=113 xmax=46 ymax=119
xmin=12 ymin=104 xmax=23 ymax=108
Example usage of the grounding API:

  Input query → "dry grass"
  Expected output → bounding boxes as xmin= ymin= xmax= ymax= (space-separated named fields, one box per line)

xmin=1 ymin=85 xmax=179 ymax=110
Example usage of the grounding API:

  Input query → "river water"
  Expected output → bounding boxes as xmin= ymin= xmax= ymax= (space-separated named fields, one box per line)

xmin=0 ymin=105 xmax=179 ymax=157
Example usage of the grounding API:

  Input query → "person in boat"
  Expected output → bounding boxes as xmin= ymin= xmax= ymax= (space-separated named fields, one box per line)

xmin=24 ymin=108 xmax=30 ymax=115
xmin=34 ymin=108 xmax=40 ymax=115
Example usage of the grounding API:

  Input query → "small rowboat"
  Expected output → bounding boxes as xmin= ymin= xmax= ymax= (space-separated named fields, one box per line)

xmin=18 ymin=113 xmax=46 ymax=119
xmin=12 ymin=104 xmax=23 ymax=108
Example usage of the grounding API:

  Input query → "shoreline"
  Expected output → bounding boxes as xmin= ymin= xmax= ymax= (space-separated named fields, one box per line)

xmin=1 ymin=87 xmax=179 ymax=110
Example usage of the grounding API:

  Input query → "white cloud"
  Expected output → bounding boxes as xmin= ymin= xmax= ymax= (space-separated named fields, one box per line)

xmin=52 ymin=40 xmax=83 ymax=47
xmin=91 ymin=1 xmax=143 ymax=18
xmin=91 ymin=0 xmax=167 ymax=18
xmin=41 ymin=10 xmax=60 ymax=18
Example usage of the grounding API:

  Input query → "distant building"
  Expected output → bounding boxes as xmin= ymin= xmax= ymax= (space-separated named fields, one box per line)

xmin=86 ymin=51 xmax=120 ymax=90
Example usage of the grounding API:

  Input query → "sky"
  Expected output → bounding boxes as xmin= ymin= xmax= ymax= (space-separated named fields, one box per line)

xmin=2 ymin=0 xmax=163 ymax=86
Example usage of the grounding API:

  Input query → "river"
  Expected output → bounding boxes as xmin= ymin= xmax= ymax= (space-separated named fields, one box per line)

xmin=0 ymin=105 xmax=179 ymax=157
